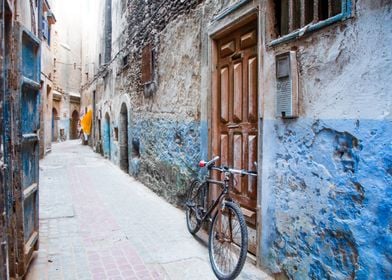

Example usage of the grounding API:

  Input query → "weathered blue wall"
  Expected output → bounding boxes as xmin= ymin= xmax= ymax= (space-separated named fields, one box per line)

xmin=130 ymin=118 xmax=201 ymax=205
xmin=262 ymin=118 xmax=392 ymax=279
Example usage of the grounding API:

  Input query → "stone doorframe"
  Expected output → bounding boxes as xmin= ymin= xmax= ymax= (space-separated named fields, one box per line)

xmin=199 ymin=0 xmax=264 ymax=266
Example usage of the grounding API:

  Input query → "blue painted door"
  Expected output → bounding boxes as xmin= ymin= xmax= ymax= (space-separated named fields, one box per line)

xmin=15 ymin=25 xmax=41 ymax=276
xmin=104 ymin=115 xmax=111 ymax=159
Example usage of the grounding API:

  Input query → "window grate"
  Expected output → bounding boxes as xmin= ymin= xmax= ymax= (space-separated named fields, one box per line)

xmin=271 ymin=0 xmax=352 ymax=46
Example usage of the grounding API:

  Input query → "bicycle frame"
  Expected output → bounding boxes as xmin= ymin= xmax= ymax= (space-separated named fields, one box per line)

xmin=196 ymin=167 xmax=232 ymax=224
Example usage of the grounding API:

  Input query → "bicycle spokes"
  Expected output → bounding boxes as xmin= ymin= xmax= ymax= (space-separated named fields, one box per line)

xmin=210 ymin=204 xmax=245 ymax=278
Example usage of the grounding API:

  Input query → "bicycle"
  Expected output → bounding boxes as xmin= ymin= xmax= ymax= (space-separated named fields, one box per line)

xmin=185 ymin=156 xmax=257 ymax=280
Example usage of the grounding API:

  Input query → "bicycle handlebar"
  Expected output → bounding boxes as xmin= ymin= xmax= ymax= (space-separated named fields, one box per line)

xmin=199 ymin=156 xmax=220 ymax=169
xmin=199 ymin=156 xmax=257 ymax=177
xmin=212 ymin=166 xmax=257 ymax=177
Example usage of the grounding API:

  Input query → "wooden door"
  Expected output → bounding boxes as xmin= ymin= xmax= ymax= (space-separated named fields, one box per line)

xmin=14 ymin=24 xmax=41 ymax=276
xmin=212 ymin=20 xmax=258 ymax=252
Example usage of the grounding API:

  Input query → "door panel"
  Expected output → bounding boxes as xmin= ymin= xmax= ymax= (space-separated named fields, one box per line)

xmin=233 ymin=62 xmax=242 ymax=122
xmin=248 ymin=57 xmax=258 ymax=121
xmin=220 ymin=67 xmax=229 ymax=122
xmin=212 ymin=20 xmax=258 ymax=254
xmin=15 ymin=24 xmax=41 ymax=276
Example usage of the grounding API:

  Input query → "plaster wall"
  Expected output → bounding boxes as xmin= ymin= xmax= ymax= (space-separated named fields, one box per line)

xmin=259 ymin=1 xmax=392 ymax=278
xmin=40 ymin=77 xmax=53 ymax=153
xmin=40 ymin=41 xmax=54 ymax=156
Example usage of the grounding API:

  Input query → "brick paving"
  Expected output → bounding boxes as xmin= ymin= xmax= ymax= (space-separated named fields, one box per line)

xmin=25 ymin=140 xmax=272 ymax=280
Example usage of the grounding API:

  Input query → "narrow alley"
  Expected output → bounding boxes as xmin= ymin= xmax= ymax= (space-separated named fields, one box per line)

xmin=1 ymin=1 xmax=391 ymax=279
xmin=25 ymin=141 xmax=271 ymax=280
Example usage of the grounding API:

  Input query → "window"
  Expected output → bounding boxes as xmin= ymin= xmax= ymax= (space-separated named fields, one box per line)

xmin=47 ymin=23 xmax=51 ymax=45
xmin=271 ymin=0 xmax=352 ymax=46
xmin=42 ymin=16 xmax=49 ymax=40
xmin=42 ymin=17 xmax=52 ymax=46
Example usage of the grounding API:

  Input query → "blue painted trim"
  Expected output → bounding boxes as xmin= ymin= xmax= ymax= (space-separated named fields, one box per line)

xmin=212 ymin=0 xmax=252 ymax=21
xmin=21 ymin=28 xmax=41 ymax=47
xmin=22 ymin=134 xmax=39 ymax=143
xmin=22 ymin=77 xmax=40 ymax=90
xmin=269 ymin=0 xmax=353 ymax=47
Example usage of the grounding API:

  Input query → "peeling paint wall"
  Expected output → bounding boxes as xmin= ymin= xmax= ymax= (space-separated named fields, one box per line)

xmin=260 ymin=1 xmax=392 ymax=278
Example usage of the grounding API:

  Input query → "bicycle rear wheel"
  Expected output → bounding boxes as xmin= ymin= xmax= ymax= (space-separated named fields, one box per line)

xmin=185 ymin=180 xmax=206 ymax=234
xmin=208 ymin=201 xmax=248 ymax=280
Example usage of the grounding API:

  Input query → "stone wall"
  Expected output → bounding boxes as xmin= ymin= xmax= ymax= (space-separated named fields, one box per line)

xmin=123 ymin=1 xmax=205 ymax=205
xmin=81 ymin=0 xmax=214 ymax=206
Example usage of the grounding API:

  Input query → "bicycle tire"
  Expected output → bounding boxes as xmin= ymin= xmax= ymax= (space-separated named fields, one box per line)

xmin=208 ymin=201 xmax=248 ymax=280
xmin=185 ymin=179 xmax=205 ymax=234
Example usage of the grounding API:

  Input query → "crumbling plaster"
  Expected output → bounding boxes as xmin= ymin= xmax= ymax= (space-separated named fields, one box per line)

xmin=260 ymin=1 xmax=392 ymax=278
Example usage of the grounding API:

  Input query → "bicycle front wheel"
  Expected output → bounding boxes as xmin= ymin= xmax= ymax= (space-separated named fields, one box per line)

xmin=208 ymin=201 xmax=248 ymax=280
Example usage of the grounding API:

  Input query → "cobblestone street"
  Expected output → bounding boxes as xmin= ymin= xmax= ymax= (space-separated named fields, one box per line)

xmin=25 ymin=141 xmax=271 ymax=280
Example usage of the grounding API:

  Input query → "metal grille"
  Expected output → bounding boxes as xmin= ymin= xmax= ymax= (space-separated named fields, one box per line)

xmin=276 ymin=0 xmax=343 ymax=36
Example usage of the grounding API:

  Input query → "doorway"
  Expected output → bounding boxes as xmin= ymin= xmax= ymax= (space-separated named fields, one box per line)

xmin=210 ymin=16 xmax=259 ymax=254
xmin=104 ymin=113 xmax=111 ymax=159
xmin=52 ymin=108 xmax=58 ymax=141
xmin=70 ymin=110 xmax=79 ymax=139
xmin=119 ymin=103 xmax=129 ymax=173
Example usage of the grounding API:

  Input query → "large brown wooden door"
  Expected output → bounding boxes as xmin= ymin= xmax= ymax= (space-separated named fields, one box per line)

xmin=212 ymin=19 xmax=258 ymax=253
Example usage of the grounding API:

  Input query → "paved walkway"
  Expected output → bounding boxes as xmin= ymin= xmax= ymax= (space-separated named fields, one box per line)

xmin=25 ymin=140 xmax=272 ymax=280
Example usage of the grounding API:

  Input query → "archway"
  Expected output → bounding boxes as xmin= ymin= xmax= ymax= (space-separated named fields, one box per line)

xmin=119 ymin=103 xmax=129 ymax=172
xmin=103 ymin=113 xmax=111 ymax=159
xmin=70 ymin=110 xmax=79 ymax=139
xmin=52 ymin=108 xmax=58 ymax=142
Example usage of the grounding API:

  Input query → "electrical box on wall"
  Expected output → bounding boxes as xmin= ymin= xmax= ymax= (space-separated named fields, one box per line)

xmin=276 ymin=51 xmax=299 ymax=118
